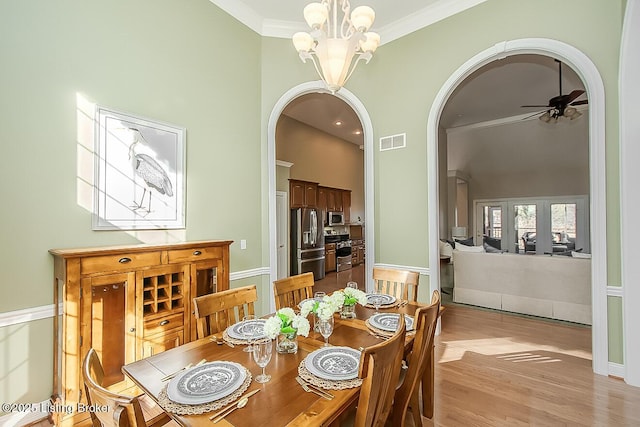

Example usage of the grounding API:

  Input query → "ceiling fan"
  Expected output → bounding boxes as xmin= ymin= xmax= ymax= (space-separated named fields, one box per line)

xmin=522 ymin=59 xmax=588 ymax=122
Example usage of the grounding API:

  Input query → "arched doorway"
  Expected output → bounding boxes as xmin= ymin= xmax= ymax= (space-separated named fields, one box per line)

xmin=427 ymin=38 xmax=608 ymax=375
xmin=267 ymin=81 xmax=375 ymax=312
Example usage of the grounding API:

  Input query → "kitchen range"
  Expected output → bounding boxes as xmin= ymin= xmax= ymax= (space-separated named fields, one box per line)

xmin=325 ymin=233 xmax=352 ymax=272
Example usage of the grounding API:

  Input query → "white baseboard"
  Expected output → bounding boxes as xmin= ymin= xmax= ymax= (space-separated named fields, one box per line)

xmin=609 ymin=361 xmax=625 ymax=379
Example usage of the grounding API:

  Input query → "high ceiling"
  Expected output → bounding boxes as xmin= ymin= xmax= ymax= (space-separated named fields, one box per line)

xmin=210 ymin=1 xmax=587 ymax=144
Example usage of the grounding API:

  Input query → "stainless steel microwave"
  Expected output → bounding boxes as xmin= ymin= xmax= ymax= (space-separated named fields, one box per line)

xmin=327 ymin=211 xmax=345 ymax=226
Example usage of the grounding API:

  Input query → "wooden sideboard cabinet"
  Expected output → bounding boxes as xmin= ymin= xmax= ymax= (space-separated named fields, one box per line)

xmin=50 ymin=240 xmax=231 ymax=426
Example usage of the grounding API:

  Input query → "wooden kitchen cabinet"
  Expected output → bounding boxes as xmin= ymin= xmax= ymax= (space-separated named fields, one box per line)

xmin=50 ymin=240 xmax=231 ymax=426
xmin=325 ymin=243 xmax=337 ymax=273
xmin=351 ymin=239 xmax=365 ymax=266
xmin=342 ymin=190 xmax=351 ymax=223
xmin=290 ymin=179 xmax=318 ymax=208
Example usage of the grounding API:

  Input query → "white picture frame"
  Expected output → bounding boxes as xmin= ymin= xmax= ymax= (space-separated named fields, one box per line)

xmin=93 ymin=107 xmax=186 ymax=230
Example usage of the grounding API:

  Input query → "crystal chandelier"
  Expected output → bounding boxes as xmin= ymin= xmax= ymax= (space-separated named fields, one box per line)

xmin=292 ymin=0 xmax=380 ymax=93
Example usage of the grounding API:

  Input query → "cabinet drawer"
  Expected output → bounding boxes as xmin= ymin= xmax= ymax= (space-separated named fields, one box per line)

xmin=142 ymin=329 xmax=184 ymax=358
xmin=144 ymin=312 xmax=184 ymax=338
xmin=168 ymin=246 xmax=223 ymax=263
xmin=81 ymin=252 xmax=162 ymax=275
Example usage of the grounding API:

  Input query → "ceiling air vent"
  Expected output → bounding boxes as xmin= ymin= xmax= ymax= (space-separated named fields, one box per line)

xmin=379 ymin=133 xmax=406 ymax=151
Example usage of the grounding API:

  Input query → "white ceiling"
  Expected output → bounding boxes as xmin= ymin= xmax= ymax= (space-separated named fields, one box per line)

xmin=209 ymin=1 xmax=588 ymax=144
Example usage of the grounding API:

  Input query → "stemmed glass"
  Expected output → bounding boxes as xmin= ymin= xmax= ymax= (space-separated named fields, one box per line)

xmin=313 ymin=292 xmax=326 ymax=332
xmin=346 ymin=281 xmax=358 ymax=290
xmin=372 ymin=295 xmax=383 ymax=312
xmin=318 ymin=316 xmax=334 ymax=347
xmin=252 ymin=338 xmax=273 ymax=383
xmin=242 ymin=315 xmax=256 ymax=353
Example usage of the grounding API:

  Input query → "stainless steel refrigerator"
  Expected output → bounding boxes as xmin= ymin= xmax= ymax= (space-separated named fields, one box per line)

xmin=291 ymin=207 xmax=325 ymax=280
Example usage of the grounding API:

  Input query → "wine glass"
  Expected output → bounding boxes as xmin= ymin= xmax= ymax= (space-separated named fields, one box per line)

xmin=372 ymin=295 xmax=383 ymax=312
xmin=346 ymin=281 xmax=358 ymax=290
xmin=252 ymin=338 xmax=273 ymax=383
xmin=242 ymin=315 xmax=256 ymax=353
xmin=318 ymin=316 xmax=334 ymax=347
xmin=313 ymin=292 xmax=326 ymax=332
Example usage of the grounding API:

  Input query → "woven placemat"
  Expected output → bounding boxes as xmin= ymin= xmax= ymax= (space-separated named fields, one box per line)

xmin=365 ymin=318 xmax=416 ymax=337
xmin=222 ymin=329 xmax=253 ymax=346
xmin=157 ymin=368 xmax=252 ymax=415
xmin=298 ymin=360 xmax=362 ymax=390
xmin=364 ymin=301 xmax=400 ymax=309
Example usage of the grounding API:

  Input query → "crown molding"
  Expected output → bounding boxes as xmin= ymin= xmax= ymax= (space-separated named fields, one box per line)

xmin=209 ymin=0 xmax=488 ymax=43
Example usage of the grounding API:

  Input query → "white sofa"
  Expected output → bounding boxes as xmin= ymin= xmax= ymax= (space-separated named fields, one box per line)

xmin=452 ymin=250 xmax=592 ymax=324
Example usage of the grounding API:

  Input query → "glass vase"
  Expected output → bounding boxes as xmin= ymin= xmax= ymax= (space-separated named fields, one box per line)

xmin=276 ymin=331 xmax=298 ymax=354
xmin=340 ymin=303 xmax=356 ymax=319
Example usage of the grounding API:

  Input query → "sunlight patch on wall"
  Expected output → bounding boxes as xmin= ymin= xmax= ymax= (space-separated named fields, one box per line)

xmin=76 ymin=93 xmax=95 ymax=213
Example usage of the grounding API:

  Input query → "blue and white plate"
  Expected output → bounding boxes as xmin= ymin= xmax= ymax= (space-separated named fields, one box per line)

xmin=305 ymin=346 xmax=361 ymax=381
xmin=167 ymin=361 xmax=246 ymax=405
xmin=368 ymin=313 xmax=414 ymax=332
xmin=226 ymin=319 xmax=267 ymax=340
xmin=365 ymin=293 xmax=396 ymax=306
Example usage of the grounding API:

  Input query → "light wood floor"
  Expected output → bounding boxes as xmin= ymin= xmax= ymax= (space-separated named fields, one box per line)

xmin=427 ymin=304 xmax=640 ymax=426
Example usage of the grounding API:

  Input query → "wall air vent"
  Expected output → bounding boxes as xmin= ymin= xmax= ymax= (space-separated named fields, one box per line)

xmin=379 ymin=133 xmax=406 ymax=151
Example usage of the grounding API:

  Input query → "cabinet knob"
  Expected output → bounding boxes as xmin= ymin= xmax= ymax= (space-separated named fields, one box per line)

xmin=129 ymin=328 xmax=135 ymax=332
xmin=118 ymin=257 xmax=132 ymax=264
xmin=193 ymin=250 xmax=202 ymax=256
xmin=159 ymin=320 xmax=170 ymax=326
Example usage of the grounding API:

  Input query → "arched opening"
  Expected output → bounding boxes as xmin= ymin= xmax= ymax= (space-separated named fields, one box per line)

xmin=427 ymin=39 xmax=608 ymax=375
xmin=267 ymin=81 xmax=376 ymax=312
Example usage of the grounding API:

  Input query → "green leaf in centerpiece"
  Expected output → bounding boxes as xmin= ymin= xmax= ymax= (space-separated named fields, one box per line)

xmin=281 ymin=325 xmax=296 ymax=334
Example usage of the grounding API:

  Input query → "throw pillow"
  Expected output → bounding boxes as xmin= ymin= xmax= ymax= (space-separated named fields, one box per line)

xmin=455 ymin=237 xmax=474 ymax=247
xmin=455 ymin=243 xmax=485 ymax=253
xmin=483 ymin=243 xmax=503 ymax=254
xmin=439 ymin=240 xmax=453 ymax=258
xmin=572 ymin=251 xmax=592 ymax=259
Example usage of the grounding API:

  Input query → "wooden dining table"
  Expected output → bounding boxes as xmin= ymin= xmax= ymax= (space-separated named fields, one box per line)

xmin=122 ymin=302 xmax=426 ymax=427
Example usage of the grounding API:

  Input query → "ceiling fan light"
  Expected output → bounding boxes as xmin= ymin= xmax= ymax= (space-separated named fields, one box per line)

xmin=570 ymin=110 xmax=582 ymax=120
xmin=539 ymin=111 xmax=552 ymax=123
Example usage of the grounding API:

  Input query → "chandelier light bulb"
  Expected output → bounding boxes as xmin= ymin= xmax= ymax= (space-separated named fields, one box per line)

xmin=360 ymin=32 xmax=380 ymax=53
xmin=350 ymin=6 xmax=375 ymax=32
xmin=303 ymin=3 xmax=329 ymax=29
xmin=293 ymin=32 xmax=314 ymax=52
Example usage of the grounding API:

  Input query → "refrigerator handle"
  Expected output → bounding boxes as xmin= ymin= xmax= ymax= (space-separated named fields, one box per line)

xmin=310 ymin=209 xmax=317 ymax=245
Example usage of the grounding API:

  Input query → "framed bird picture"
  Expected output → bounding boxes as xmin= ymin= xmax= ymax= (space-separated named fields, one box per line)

xmin=93 ymin=106 xmax=186 ymax=230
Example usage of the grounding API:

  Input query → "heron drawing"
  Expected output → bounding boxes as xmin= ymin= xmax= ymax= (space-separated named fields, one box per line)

xmin=126 ymin=127 xmax=173 ymax=213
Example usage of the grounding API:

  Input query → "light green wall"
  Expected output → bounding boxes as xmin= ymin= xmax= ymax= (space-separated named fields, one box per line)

xmin=0 ymin=0 xmax=263 ymax=405
xmin=0 ymin=0 xmax=627 ymax=409
xmin=259 ymin=0 xmax=624 ymax=358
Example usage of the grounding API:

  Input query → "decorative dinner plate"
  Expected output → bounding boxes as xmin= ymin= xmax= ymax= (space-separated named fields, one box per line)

xmin=305 ymin=346 xmax=361 ymax=381
xmin=226 ymin=319 xmax=267 ymax=340
xmin=365 ymin=293 xmax=396 ymax=306
xmin=167 ymin=361 xmax=246 ymax=405
xmin=368 ymin=313 xmax=415 ymax=332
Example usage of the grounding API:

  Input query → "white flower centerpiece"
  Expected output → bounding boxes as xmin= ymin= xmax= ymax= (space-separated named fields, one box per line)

xmin=264 ymin=307 xmax=310 ymax=354
xmin=300 ymin=295 xmax=341 ymax=332
xmin=327 ymin=287 xmax=368 ymax=319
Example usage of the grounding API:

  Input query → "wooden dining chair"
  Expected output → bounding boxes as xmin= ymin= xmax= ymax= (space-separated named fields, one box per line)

xmin=354 ymin=314 xmax=407 ymax=427
xmin=273 ymin=272 xmax=314 ymax=310
xmin=372 ymin=267 xmax=420 ymax=302
xmin=192 ymin=284 xmax=258 ymax=339
xmin=391 ymin=290 xmax=441 ymax=427
xmin=82 ymin=348 xmax=172 ymax=427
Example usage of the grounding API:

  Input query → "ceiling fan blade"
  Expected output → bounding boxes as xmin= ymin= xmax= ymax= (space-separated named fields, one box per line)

xmin=566 ymin=89 xmax=585 ymax=103
xmin=571 ymin=99 xmax=589 ymax=106
xmin=521 ymin=110 xmax=545 ymax=120
xmin=521 ymin=104 xmax=549 ymax=108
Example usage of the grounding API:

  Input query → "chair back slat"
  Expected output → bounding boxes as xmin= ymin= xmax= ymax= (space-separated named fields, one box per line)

xmin=193 ymin=285 xmax=258 ymax=338
xmin=392 ymin=290 xmax=441 ymax=426
xmin=355 ymin=315 xmax=407 ymax=427
xmin=373 ymin=267 xmax=420 ymax=302
xmin=273 ymin=272 xmax=314 ymax=310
